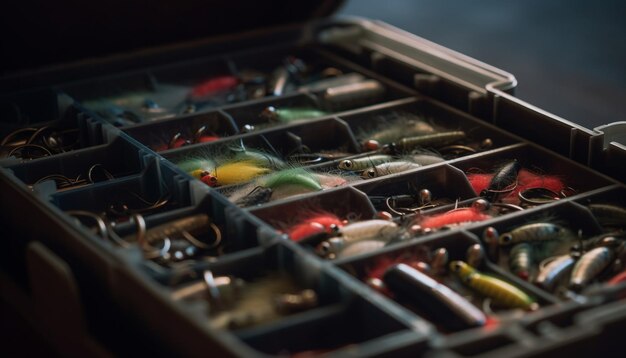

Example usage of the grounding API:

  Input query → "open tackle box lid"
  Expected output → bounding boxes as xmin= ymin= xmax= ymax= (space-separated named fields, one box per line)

xmin=0 ymin=0 xmax=344 ymax=75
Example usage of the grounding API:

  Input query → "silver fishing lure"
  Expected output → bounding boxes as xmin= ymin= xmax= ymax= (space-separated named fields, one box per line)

xmin=338 ymin=154 xmax=393 ymax=171
xmin=534 ymin=255 xmax=575 ymax=292
xmin=569 ymin=246 xmax=614 ymax=291
xmin=338 ymin=219 xmax=400 ymax=243
xmin=338 ymin=240 xmax=386 ymax=259
xmin=499 ymin=223 xmax=569 ymax=246
xmin=361 ymin=161 xmax=422 ymax=179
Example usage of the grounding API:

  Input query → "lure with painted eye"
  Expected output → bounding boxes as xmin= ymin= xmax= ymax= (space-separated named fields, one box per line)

xmin=383 ymin=263 xmax=486 ymax=331
xmin=395 ymin=131 xmax=466 ymax=151
xmin=569 ymin=246 xmax=615 ymax=292
xmin=286 ymin=212 xmax=343 ymax=242
xmin=361 ymin=161 xmax=421 ymax=179
xmin=200 ymin=173 xmax=219 ymax=187
xmin=499 ymin=223 xmax=569 ymax=246
xmin=178 ymin=158 xmax=215 ymax=177
xmin=509 ymin=243 xmax=533 ymax=280
xmin=259 ymin=106 xmax=328 ymax=123
xmin=534 ymin=255 xmax=575 ymax=292
xmin=338 ymin=154 xmax=393 ymax=171
xmin=449 ymin=261 xmax=536 ymax=310
xmin=213 ymin=160 xmax=271 ymax=186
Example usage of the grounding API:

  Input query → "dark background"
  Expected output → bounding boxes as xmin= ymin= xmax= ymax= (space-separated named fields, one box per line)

xmin=339 ymin=0 xmax=626 ymax=130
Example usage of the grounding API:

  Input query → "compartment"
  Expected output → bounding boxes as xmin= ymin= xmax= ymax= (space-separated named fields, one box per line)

xmin=337 ymin=98 xmax=520 ymax=157
xmin=0 ymin=89 xmax=107 ymax=161
xmin=114 ymin=240 xmax=414 ymax=356
xmin=352 ymin=164 xmax=477 ymax=216
xmin=151 ymin=56 xmax=239 ymax=111
xmin=574 ymin=185 xmax=626 ymax=232
xmin=50 ymin=158 xmax=193 ymax=224
xmin=3 ymin=137 xmax=149 ymax=192
xmin=123 ymin=110 xmax=238 ymax=152
xmin=239 ymin=297 xmax=416 ymax=357
xmin=164 ymin=117 xmax=359 ymax=189
xmin=249 ymin=186 xmax=377 ymax=241
xmin=465 ymin=201 xmax=619 ymax=298
xmin=63 ymin=71 xmax=190 ymax=126
xmin=224 ymin=93 xmax=327 ymax=130
xmin=338 ymin=231 xmax=556 ymax=335
xmin=451 ymin=144 xmax=616 ymax=207
xmin=112 ymin=190 xmax=274 ymax=275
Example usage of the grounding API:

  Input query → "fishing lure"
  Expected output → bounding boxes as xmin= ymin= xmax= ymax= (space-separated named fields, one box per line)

xmin=338 ymin=240 xmax=387 ymax=259
xmin=262 ymin=168 xmax=322 ymax=192
xmin=361 ymin=161 xmax=422 ymax=179
xmin=534 ymin=255 xmax=575 ymax=292
xmin=508 ymin=243 xmax=533 ymax=280
xmin=189 ymin=75 xmax=240 ymax=100
xmin=297 ymin=73 xmax=366 ymax=93
xmin=259 ymin=106 xmax=328 ymax=123
xmin=383 ymin=263 xmax=486 ymax=331
xmin=285 ymin=212 xmax=343 ymax=242
xmin=449 ymin=261 xmax=536 ymax=310
xmin=357 ymin=113 xmax=435 ymax=149
xmin=498 ymin=223 xmax=569 ymax=246
xmin=321 ymin=79 xmax=386 ymax=111
xmin=418 ymin=207 xmax=492 ymax=230
xmin=480 ymin=160 xmax=521 ymax=201
xmin=395 ymin=131 xmax=466 ymax=152
xmin=212 ymin=160 xmax=272 ymax=186
xmin=468 ymin=167 xmax=566 ymax=204
xmin=569 ymin=246 xmax=615 ymax=291
xmin=338 ymin=154 xmax=393 ymax=171
xmin=337 ymin=219 xmax=401 ymax=243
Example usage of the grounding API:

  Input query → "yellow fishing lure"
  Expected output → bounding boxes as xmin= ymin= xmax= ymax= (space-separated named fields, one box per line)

xmin=449 ymin=261 xmax=536 ymax=310
xmin=212 ymin=160 xmax=271 ymax=186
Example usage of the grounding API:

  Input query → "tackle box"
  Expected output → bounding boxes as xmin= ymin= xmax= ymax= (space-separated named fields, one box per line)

xmin=2 ymin=1 xmax=626 ymax=357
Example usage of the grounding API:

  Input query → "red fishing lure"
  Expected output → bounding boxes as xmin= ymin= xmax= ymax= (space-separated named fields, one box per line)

xmin=419 ymin=208 xmax=491 ymax=230
xmin=190 ymin=75 xmax=239 ymax=99
xmin=285 ymin=212 xmax=344 ymax=242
